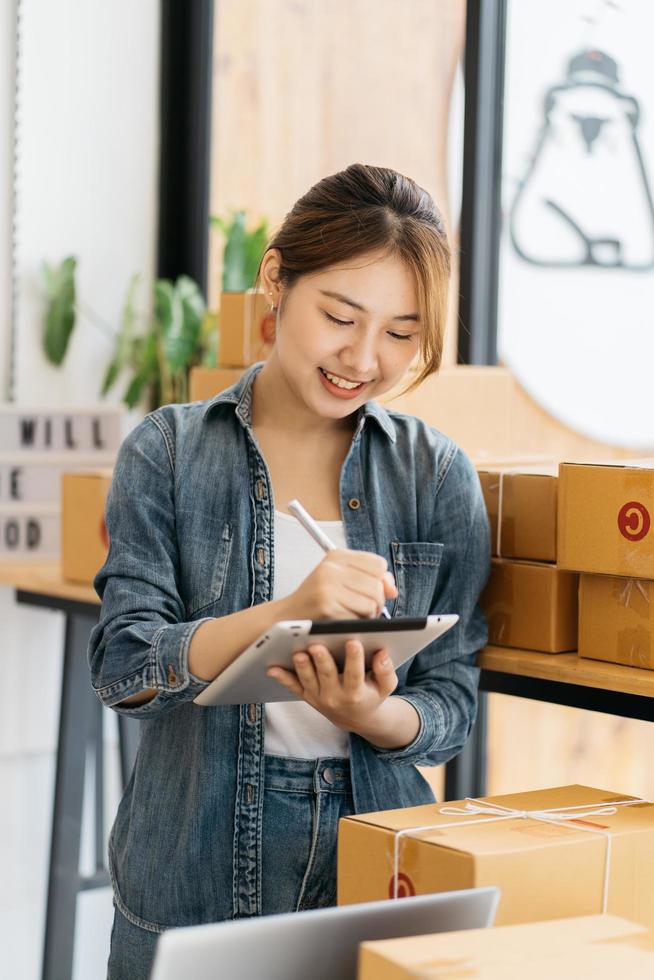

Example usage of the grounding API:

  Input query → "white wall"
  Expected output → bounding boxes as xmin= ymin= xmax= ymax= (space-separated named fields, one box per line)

xmin=0 ymin=2 xmax=17 ymax=398
xmin=13 ymin=0 xmax=160 ymax=405
xmin=1 ymin=2 xmax=160 ymax=977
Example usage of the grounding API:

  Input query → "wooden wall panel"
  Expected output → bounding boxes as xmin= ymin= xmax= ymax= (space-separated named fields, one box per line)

xmin=209 ymin=0 xmax=466 ymax=364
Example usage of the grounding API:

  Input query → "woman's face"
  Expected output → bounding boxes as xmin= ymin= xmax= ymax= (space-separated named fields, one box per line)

xmin=263 ymin=249 xmax=421 ymax=422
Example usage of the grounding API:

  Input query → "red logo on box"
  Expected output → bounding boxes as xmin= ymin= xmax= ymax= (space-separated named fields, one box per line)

xmin=388 ymin=872 xmax=416 ymax=899
xmin=617 ymin=501 xmax=650 ymax=542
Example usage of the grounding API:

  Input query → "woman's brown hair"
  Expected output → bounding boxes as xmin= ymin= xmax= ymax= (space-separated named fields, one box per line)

xmin=254 ymin=163 xmax=451 ymax=395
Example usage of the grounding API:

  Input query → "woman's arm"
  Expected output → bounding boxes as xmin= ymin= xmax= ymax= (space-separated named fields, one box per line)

xmin=366 ymin=445 xmax=491 ymax=767
xmin=90 ymin=411 xmax=275 ymax=719
xmin=121 ymin=595 xmax=294 ymax=706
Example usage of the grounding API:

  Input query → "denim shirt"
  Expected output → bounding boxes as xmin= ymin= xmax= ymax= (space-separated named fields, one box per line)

xmin=88 ymin=361 xmax=490 ymax=931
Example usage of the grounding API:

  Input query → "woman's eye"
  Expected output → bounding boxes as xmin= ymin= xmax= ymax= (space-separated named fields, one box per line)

xmin=323 ymin=310 xmax=414 ymax=341
xmin=323 ymin=311 xmax=352 ymax=327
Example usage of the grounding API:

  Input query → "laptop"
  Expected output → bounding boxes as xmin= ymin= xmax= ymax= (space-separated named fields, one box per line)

xmin=150 ymin=887 xmax=499 ymax=980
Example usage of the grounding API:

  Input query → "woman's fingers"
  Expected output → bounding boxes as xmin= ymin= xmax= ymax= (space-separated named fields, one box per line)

xmin=292 ymin=650 xmax=320 ymax=696
xmin=307 ymin=644 xmax=338 ymax=691
xmin=267 ymin=666 xmax=304 ymax=698
xmin=371 ymin=647 xmax=398 ymax=696
xmin=342 ymin=640 xmax=365 ymax=691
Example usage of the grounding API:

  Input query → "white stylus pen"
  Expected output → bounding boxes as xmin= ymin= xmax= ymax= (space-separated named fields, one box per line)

xmin=287 ymin=498 xmax=392 ymax=619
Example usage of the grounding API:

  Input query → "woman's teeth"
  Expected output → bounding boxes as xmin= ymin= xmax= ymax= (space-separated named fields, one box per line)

xmin=320 ymin=368 xmax=364 ymax=390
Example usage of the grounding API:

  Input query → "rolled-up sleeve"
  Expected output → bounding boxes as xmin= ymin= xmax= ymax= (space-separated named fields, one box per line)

xmin=372 ymin=446 xmax=491 ymax=766
xmin=88 ymin=413 xmax=211 ymax=718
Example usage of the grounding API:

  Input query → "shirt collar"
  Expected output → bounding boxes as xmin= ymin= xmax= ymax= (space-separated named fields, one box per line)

xmin=202 ymin=361 xmax=397 ymax=443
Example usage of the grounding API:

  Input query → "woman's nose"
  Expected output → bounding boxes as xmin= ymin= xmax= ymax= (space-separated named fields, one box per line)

xmin=339 ymin=338 xmax=378 ymax=378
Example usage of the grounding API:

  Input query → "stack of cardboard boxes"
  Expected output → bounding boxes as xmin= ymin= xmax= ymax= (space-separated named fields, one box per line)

xmin=476 ymin=463 xmax=579 ymax=653
xmin=190 ymin=288 xmax=273 ymax=401
xmin=0 ymin=406 xmax=119 ymax=563
xmin=337 ymin=783 xmax=654 ymax=927
xmin=558 ymin=460 xmax=654 ymax=670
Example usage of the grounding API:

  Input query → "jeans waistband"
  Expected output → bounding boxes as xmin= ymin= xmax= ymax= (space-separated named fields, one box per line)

xmin=264 ymin=754 xmax=352 ymax=794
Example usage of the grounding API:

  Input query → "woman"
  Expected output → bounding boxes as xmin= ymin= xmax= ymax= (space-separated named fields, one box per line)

xmin=89 ymin=163 xmax=490 ymax=978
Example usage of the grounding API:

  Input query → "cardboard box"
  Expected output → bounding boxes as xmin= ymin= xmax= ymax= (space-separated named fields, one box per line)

xmin=358 ymin=915 xmax=654 ymax=980
xmin=338 ymin=784 xmax=654 ymax=929
xmin=558 ymin=460 xmax=654 ymax=577
xmin=477 ymin=464 xmax=558 ymax=561
xmin=579 ymin=573 xmax=654 ymax=670
xmin=379 ymin=366 xmax=515 ymax=459
xmin=480 ymin=558 xmax=579 ymax=652
xmin=62 ymin=471 xmax=112 ymax=584
xmin=218 ymin=289 xmax=276 ymax=367
xmin=189 ymin=367 xmax=246 ymax=403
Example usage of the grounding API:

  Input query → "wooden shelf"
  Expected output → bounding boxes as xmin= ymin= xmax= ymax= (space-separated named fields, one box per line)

xmin=478 ymin=646 xmax=654 ymax=700
xmin=1 ymin=561 xmax=653 ymax=702
xmin=0 ymin=561 xmax=99 ymax=605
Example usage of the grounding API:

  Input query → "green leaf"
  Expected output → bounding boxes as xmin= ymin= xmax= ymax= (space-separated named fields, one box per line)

xmin=43 ymin=256 xmax=77 ymax=365
xmin=100 ymin=357 xmax=122 ymax=396
xmin=243 ymin=218 xmax=269 ymax=288
xmin=222 ymin=210 xmax=249 ymax=291
xmin=100 ymin=273 xmax=141 ymax=396
xmin=157 ymin=276 xmax=206 ymax=373
xmin=200 ymin=311 xmax=218 ymax=367
xmin=123 ymin=371 xmax=150 ymax=409
xmin=122 ymin=333 xmax=159 ymax=408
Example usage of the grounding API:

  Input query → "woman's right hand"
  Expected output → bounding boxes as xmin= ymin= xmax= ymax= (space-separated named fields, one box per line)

xmin=285 ymin=549 xmax=399 ymax=620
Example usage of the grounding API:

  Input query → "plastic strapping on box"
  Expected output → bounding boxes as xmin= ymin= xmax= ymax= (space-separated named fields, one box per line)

xmin=391 ymin=796 xmax=649 ymax=912
xmin=496 ymin=471 xmax=504 ymax=556
xmin=618 ymin=578 xmax=650 ymax=609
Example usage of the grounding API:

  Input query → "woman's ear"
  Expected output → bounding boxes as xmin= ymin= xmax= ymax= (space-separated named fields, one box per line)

xmin=260 ymin=248 xmax=283 ymax=307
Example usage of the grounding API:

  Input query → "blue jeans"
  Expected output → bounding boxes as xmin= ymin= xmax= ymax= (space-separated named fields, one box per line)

xmin=107 ymin=755 xmax=354 ymax=979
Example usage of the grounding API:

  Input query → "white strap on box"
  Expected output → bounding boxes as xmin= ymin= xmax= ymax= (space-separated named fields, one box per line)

xmin=489 ymin=470 xmax=508 ymax=557
xmin=391 ymin=796 xmax=648 ymax=911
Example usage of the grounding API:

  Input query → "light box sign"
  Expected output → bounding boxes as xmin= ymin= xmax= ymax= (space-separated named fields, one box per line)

xmin=0 ymin=504 xmax=60 ymax=558
xmin=0 ymin=454 xmax=116 ymax=504
xmin=498 ymin=0 xmax=654 ymax=448
xmin=0 ymin=408 xmax=123 ymax=453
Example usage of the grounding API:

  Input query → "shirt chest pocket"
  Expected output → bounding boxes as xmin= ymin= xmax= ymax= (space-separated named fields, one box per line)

xmin=183 ymin=522 xmax=234 ymax=620
xmin=390 ymin=541 xmax=444 ymax=618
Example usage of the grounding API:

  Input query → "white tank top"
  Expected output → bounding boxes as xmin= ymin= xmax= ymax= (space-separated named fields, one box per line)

xmin=264 ymin=510 xmax=350 ymax=758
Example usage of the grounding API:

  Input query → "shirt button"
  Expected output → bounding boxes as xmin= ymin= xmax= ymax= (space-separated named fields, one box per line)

xmin=257 ymin=546 xmax=265 ymax=566
xmin=256 ymin=479 xmax=266 ymax=500
xmin=167 ymin=664 xmax=178 ymax=686
xmin=323 ymin=767 xmax=335 ymax=785
xmin=248 ymin=703 xmax=257 ymax=723
xmin=348 ymin=498 xmax=361 ymax=510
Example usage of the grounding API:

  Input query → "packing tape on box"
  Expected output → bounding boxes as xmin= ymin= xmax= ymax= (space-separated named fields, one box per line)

xmin=617 ymin=578 xmax=650 ymax=610
xmin=617 ymin=627 xmax=652 ymax=667
xmin=391 ymin=796 xmax=649 ymax=911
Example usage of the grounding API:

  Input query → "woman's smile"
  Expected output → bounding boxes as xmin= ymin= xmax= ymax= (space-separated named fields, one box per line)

xmin=317 ymin=367 xmax=371 ymax=399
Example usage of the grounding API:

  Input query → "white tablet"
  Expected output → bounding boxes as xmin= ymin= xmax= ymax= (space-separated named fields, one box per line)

xmin=194 ymin=614 xmax=459 ymax=706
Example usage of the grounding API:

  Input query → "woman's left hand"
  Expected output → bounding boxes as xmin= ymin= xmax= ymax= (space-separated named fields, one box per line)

xmin=267 ymin=639 xmax=398 ymax=733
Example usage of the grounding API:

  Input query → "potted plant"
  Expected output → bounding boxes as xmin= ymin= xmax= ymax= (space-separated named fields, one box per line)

xmin=210 ymin=209 xmax=275 ymax=366
xmin=41 ymin=260 xmax=216 ymax=412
